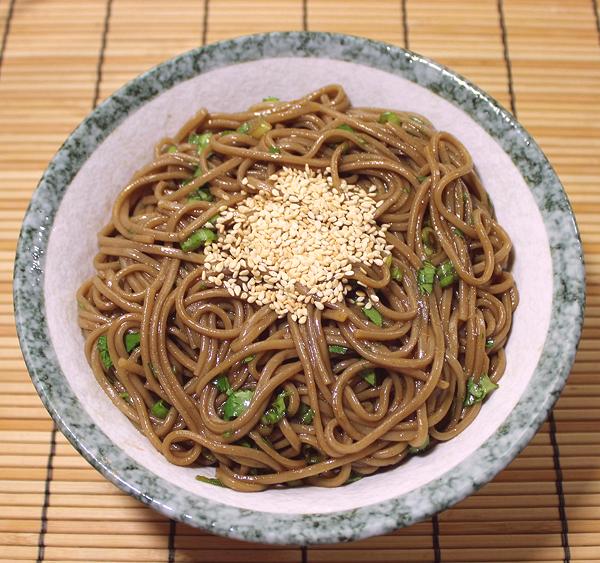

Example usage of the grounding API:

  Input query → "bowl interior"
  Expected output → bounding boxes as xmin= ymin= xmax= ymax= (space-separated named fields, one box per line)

xmin=44 ymin=57 xmax=552 ymax=515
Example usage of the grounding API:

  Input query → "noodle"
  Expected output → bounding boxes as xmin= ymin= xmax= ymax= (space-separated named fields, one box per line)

xmin=77 ymin=85 xmax=518 ymax=491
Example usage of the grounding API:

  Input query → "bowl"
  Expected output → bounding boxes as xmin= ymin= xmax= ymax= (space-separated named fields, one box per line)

xmin=14 ymin=32 xmax=585 ymax=545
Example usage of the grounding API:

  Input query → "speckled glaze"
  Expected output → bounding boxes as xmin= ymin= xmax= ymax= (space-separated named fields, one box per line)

xmin=14 ymin=32 xmax=585 ymax=545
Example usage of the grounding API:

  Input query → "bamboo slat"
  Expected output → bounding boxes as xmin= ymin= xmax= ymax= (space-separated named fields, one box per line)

xmin=0 ymin=0 xmax=599 ymax=562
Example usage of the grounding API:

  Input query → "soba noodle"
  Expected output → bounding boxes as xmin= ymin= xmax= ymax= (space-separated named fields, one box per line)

xmin=77 ymin=85 xmax=518 ymax=491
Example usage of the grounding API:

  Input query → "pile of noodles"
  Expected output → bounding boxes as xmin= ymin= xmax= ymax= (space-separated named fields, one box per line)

xmin=77 ymin=85 xmax=517 ymax=491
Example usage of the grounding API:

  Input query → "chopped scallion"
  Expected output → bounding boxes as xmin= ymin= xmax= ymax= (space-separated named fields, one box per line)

xmin=263 ymin=96 xmax=280 ymax=102
xmin=328 ymin=345 xmax=348 ymax=355
xmin=362 ymin=370 xmax=377 ymax=387
xmin=243 ymin=354 xmax=255 ymax=363
xmin=417 ymin=175 xmax=428 ymax=182
xmin=421 ymin=226 xmax=435 ymax=256
xmin=269 ymin=145 xmax=281 ymax=154
xmin=261 ymin=390 xmax=288 ymax=425
xmin=124 ymin=331 xmax=140 ymax=353
xmin=378 ymin=111 xmax=401 ymax=125
xmin=337 ymin=123 xmax=354 ymax=132
xmin=188 ymin=188 xmax=213 ymax=202
xmin=362 ymin=306 xmax=383 ymax=327
xmin=486 ymin=338 xmax=494 ymax=349
xmin=297 ymin=402 xmax=315 ymax=425
xmin=180 ymin=228 xmax=217 ymax=252
xmin=151 ymin=399 xmax=169 ymax=419
xmin=195 ymin=475 xmax=225 ymax=487
xmin=417 ymin=261 xmax=436 ymax=294
xmin=213 ymin=375 xmax=231 ymax=395
xmin=223 ymin=389 xmax=253 ymax=420
xmin=409 ymin=435 xmax=430 ymax=454
xmin=453 ymin=227 xmax=464 ymax=238
xmin=391 ymin=264 xmax=403 ymax=281
xmin=119 ymin=392 xmax=130 ymax=401
xmin=437 ymin=260 xmax=457 ymax=288
xmin=97 ymin=335 xmax=113 ymax=370
xmin=464 ymin=374 xmax=498 ymax=407
xmin=189 ymin=132 xmax=212 ymax=152
xmin=167 ymin=145 xmax=177 ymax=154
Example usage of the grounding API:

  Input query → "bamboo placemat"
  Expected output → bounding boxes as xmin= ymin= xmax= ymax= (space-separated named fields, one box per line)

xmin=1 ymin=0 xmax=599 ymax=561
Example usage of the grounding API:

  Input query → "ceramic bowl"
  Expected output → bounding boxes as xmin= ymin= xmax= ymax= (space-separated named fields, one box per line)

xmin=14 ymin=32 xmax=585 ymax=544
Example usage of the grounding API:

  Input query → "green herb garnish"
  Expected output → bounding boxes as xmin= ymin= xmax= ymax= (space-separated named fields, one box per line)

xmin=464 ymin=374 xmax=498 ymax=407
xmin=328 ymin=345 xmax=348 ymax=355
xmin=378 ymin=111 xmax=401 ymax=125
xmin=437 ymin=260 xmax=457 ymax=288
xmin=269 ymin=145 xmax=281 ymax=154
xmin=453 ymin=227 xmax=464 ymax=238
xmin=243 ymin=355 xmax=255 ymax=364
xmin=213 ymin=375 xmax=231 ymax=394
xmin=263 ymin=96 xmax=280 ymax=102
xmin=337 ymin=123 xmax=354 ymax=132
xmin=180 ymin=228 xmax=217 ymax=252
xmin=362 ymin=306 xmax=383 ymax=327
xmin=119 ymin=392 xmax=130 ymax=401
xmin=421 ymin=226 xmax=435 ymax=256
xmin=346 ymin=471 xmax=364 ymax=484
xmin=195 ymin=475 xmax=225 ymax=487
xmin=97 ymin=335 xmax=113 ymax=370
xmin=237 ymin=122 xmax=251 ymax=134
xmin=417 ymin=175 xmax=428 ymax=182
xmin=485 ymin=338 xmax=494 ymax=349
xmin=409 ymin=435 xmax=430 ymax=454
xmin=223 ymin=390 xmax=254 ymax=420
xmin=362 ymin=370 xmax=377 ymax=387
xmin=391 ymin=265 xmax=403 ymax=281
xmin=261 ymin=390 xmax=288 ymax=425
xmin=297 ymin=402 xmax=315 ymax=425
xmin=167 ymin=145 xmax=177 ymax=154
xmin=189 ymin=132 xmax=212 ymax=152
xmin=188 ymin=188 xmax=213 ymax=202
xmin=151 ymin=399 xmax=169 ymax=419
xmin=124 ymin=332 xmax=140 ymax=353
xmin=417 ymin=261 xmax=436 ymax=294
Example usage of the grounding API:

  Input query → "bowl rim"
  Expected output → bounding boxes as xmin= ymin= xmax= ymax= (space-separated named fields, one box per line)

xmin=13 ymin=31 xmax=585 ymax=545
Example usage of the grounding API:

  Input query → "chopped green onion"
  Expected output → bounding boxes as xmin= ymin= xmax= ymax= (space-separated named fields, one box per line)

xmin=362 ymin=370 xmax=377 ymax=387
xmin=362 ymin=306 xmax=383 ymax=327
xmin=195 ymin=475 xmax=225 ymax=487
xmin=328 ymin=345 xmax=348 ymax=355
xmin=437 ymin=260 xmax=457 ymax=288
xmin=453 ymin=227 xmax=464 ymax=238
xmin=243 ymin=354 xmax=255 ymax=364
xmin=220 ymin=130 xmax=235 ymax=136
xmin=337 ymin=123 xmax=354 ymax=132
xmin=464 ymin=374 xmax=498 ymax=407
xmin=187 ymin=188 xmax=213 ymax=202
xmin=97 ymin=335 xmax=113 ymax=370
xmin=297 ymin=402 xmax=315 ymax=425
xmin=409 ymin=435 xmax=430 ymax=454
xmin=151 ymin=399 xmax=169 ymax=419
xmin=261 ymin=390 xmax=288 ymax=425
xmin=124 ymin=332 xmax=140 ymax=353
xmin=391 ymin=265 xmax=403 ymax=281
xmin=213 ymin=375 xmax=231 ymax=395
xmin=119 ymin=392 xmax=130 ymax=401
xmin=167 ymin=145 xmax=178 ymax=154
xmin=237 ymin=438 xmax=253 ymax=448
xmin=189 ymin=132 xmax=212 ymax=152
xmin=384 ymin=254 xmax=393 ymax=267
xmin=421 ymin=226 xmax=435 ymax=256
xmin=263 ymin=96 xmax=280 ymax=102
xmin=180 ymin=228 xmax=217 ymax=252
xmin=304 ymin=447 xmax=324 ymax=465
xmin=269 ymin=145 xmax=281 ymax=154
xmin=237 ymin=118 xmax=272 ymax=138
xmin=378 ymin=111 xmax=401 ymax=125
xmin=486 ymin=338 xmax=494 ymax=349
xmin=346 ymin=471 xmax=364 ymax=484
xmin=223 ymin=389 xmax=254 ymax=420
xmin=417 ymin=175 xmax=428 ymax=182
xmin=417 ymin=261 xmax=436 ymax=294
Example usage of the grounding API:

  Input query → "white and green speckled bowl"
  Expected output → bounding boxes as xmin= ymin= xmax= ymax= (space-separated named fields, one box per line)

xmin=14 ymin=32 xmax=584 ymax=545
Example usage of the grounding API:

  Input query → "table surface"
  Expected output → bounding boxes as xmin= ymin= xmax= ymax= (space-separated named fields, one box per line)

xmin=1 ymin=1 xmax=599 ymax=561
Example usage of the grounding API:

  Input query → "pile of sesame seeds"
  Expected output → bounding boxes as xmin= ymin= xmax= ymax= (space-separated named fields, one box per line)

xmin=202 ymin=166 xmax=391 ymax=324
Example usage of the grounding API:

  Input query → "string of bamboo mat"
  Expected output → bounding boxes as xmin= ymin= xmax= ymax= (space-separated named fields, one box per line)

xmin=0 ymin=0 xmax=599 ymax=561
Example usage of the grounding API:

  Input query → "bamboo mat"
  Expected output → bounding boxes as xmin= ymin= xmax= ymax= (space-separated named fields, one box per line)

xmin=0 ymin=0 xmax=599 ymax=561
